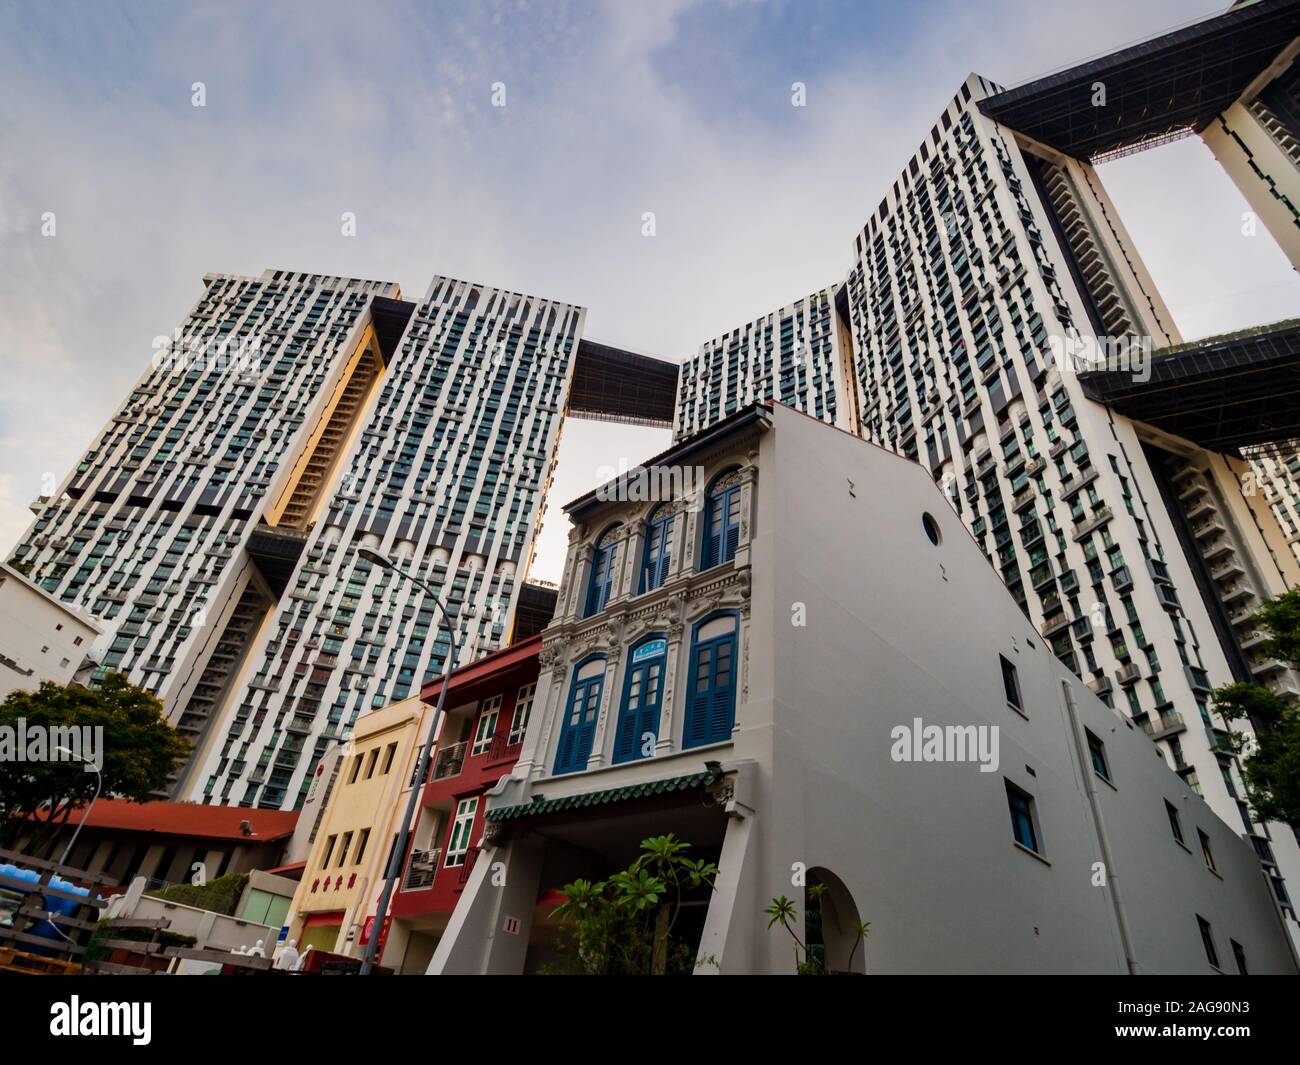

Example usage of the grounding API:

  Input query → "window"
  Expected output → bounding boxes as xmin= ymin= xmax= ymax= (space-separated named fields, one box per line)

xmin=1085 ymin=730 xmax=1110 ymax=781
xmin=702 ymin=471 xmax=742 ymax=570
xmin=381 ymin=742 xmax=397 ymax=775
xmin=1005 ymin=780 xmax=1040 ymax=854
xmin=1197 ymin=914 xmax=1220 ymax=969
xmin=554 ymin=658 xmax=605 ymax=774
xmin=1231 ymin=939 xmax=1248 ymax=975
xmin=472 ymin=695 xmax=502 ymax=756
xmin=353 ymin=828 xmax=370 ymax=865
xmin=1198 ymin=829 xmax=1217 ymax=874
xmin=585 ymin=526 xmax=620 ymax=617
xmin=640 ymin=504 xmax=674 ymax=593
xmin=613 ymin=637 xmax=667 ymax=764
xmin=922 ymin=512 xmax=941 ymax=545
xmin=445 ymin=797 xmax=479 ymax=867
xmin=1000 ymin=655 xmax=1022 ymax=713
xmin=338 ymin=831 xmax=353 ymax=867
xmin=1165 ymin=800 xmax=1185 ymax=846
xmin=363 ymin=748 xmax=379 ymax=779
xmin=321 ymin=834 xmax=337 ymax=869
xmin=684 ymin=615 xmax=738 ymax=749
xmin=508 ymin=683 xmax=535 ymax=746
xmin=348 ymin=755 xmax=363 ymax=784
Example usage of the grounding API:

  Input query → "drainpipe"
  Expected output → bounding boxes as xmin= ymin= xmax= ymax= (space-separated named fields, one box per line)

xmin=1061 ymin=680 xmax=1140 ymax=975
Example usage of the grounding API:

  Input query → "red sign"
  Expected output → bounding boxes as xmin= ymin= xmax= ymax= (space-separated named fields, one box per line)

xmin=360 ymin=914 xmax=392 ymax=951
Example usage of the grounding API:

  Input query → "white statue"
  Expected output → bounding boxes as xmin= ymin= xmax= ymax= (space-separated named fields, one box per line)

xmin=247 ymin=938 xmax=266 ymax=958
xmin=273 ymin=938 xmax=302 ymax=970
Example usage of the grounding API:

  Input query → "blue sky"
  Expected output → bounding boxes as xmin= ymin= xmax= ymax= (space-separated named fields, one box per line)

xmin=1 ymin=0 xmax=1295 ymax=580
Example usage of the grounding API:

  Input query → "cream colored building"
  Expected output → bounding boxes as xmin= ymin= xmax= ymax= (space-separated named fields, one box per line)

xmin=285 ymin=696 xmax=431 ymax=957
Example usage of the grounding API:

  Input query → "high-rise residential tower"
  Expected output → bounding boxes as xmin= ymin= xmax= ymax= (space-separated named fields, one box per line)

xmin=673 ymin=286 xmax=858 ymax=441
xmin=12 ymin=269 xmax=401 ymax=770
xmin=666 ymin=3 xmax=1300 ymax=938
xmin=11 ymin=269 xmax=614 ymax=809
xmin=190 ymin=276 xmax=586 ymax=808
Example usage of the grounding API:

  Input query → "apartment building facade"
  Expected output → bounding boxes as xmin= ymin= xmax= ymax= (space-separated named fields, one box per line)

xmin=661 ymin=7 xmax=1300 ymax=939
xmin=673 ymin=286 xmax=857 ymax=440
xmin=7 ymin=269 xmax=588 ymax=812
xmin=429 ymin=404 xmax=1297 ymax=974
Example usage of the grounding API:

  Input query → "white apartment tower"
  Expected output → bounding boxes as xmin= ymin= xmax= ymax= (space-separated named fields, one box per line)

xmin=10 ymin=270 xmax=594 ymax=810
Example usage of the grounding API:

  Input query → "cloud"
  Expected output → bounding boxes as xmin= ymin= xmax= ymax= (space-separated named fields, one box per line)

xmin=1 ymin=0 xmax=1291 ymax=581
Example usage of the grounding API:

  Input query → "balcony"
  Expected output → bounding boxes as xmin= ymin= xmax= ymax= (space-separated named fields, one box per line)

xmin=486 ymin=731 xmax=523 ymax=763
xmin=1115 ymin=661 xmax=1142 ymax=687
xmin=1142 ymin=710 xmax=1185 ymax=740
xmin=403 ymin=847 xmax=441 ymax=891
xmin=1086 ymin=674 xmax=1112 ymax=697
xmin=1071 ymin=506 xmax=1113 ymax=541
xmin=432 ymin=741 xmax=467 ymax=780
xmin=1040 ymin=612 xmax=1070 ymax=637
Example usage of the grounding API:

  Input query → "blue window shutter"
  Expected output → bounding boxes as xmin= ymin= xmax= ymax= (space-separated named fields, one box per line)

xmin=613 ymin=650 xmax=665 ymax=764
xmin=703 ymin=497 xmax=722 ymax=569
xmin=555 ymin=669 xmax=604 ymax=774
xmin=684 ymin=630 xmax=737 ymax=748
xmin=722 ymin=487 xmax=741 ymax=563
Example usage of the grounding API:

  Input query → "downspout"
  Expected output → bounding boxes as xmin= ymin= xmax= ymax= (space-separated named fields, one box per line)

xmin=1060 ymin=679 xmax=1140 ymax=975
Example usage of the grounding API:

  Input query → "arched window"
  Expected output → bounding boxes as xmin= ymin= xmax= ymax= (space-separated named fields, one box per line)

xmin=701 ymin=469 xmax=742 ymax=571
xmin=612 ymin=634 xmax=668 ymax=764
xmin=554 ymin=656 xmax=605 ymax=775
xmin=639 ymin=504 xmax=674 ymax=594
xmin=684 ymin=612 xmax=738 ymax=749
xmin=584 ymin=525 xmax=620 ymax=618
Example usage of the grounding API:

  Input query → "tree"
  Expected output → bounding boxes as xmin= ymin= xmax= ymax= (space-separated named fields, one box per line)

xmin=549 ymin=833 xmax=718 ymax=975
xmin=1212 ymin=589 xmax=1300 ymax=826
xmin=0 ymin=673 xmax=191 ymax=853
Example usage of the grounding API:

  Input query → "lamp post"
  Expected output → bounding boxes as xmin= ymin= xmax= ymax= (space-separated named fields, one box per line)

xmin=356 ymin=547 xmax=460 ymax=975
xmin=54 ymin=746 xmax=101 ymax=868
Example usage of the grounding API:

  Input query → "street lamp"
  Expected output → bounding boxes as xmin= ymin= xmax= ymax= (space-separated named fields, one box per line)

xmin=356 ymin=547 xmax=460 ymax=975
xmin=54 ymin=746 xmax=102 ymax=868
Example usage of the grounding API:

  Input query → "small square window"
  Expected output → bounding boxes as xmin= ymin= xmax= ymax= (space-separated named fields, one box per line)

xmin=1000 ymin=655 xmax=1022 ymax=712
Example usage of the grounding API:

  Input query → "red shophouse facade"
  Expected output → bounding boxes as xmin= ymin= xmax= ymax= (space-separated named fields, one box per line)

xmin=385 ymin=634 xmax=539 ymax=969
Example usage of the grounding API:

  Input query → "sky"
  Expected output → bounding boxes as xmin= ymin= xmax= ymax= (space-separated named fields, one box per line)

xmin=1 ymin=0 xmax=1296 ymax=583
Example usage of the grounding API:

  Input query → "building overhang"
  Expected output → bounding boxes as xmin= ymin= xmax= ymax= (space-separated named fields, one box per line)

xmin=568 ymin=339 xmax=680 ymax=429
xmin=979 ymin=0 xmax=1300 ymax=162
xmin=1078 ymin=319 xmax=1300 ymax=452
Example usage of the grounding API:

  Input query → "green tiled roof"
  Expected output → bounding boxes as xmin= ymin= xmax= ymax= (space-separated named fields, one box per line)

xmin=486 ymin=767 xmax=722 ymax=822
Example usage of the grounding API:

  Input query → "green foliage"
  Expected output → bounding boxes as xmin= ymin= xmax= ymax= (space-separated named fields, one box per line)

xmin=766 ymin=886 xmax=870 ymax=975
xmin=84 ymin=921 xmax=197 ymax=963
xmin=548 ymin=833 xmax=718 ymax=975
xmin=1211 ymin=590 xmax=1300 ymax=826
xmin=1255 ymin=589 xmax=1300 ymax=670
xmin=145 ymin=872 xmax=249 ymax=916
xmin=0 ymin=673 xmax=191 ymax=849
